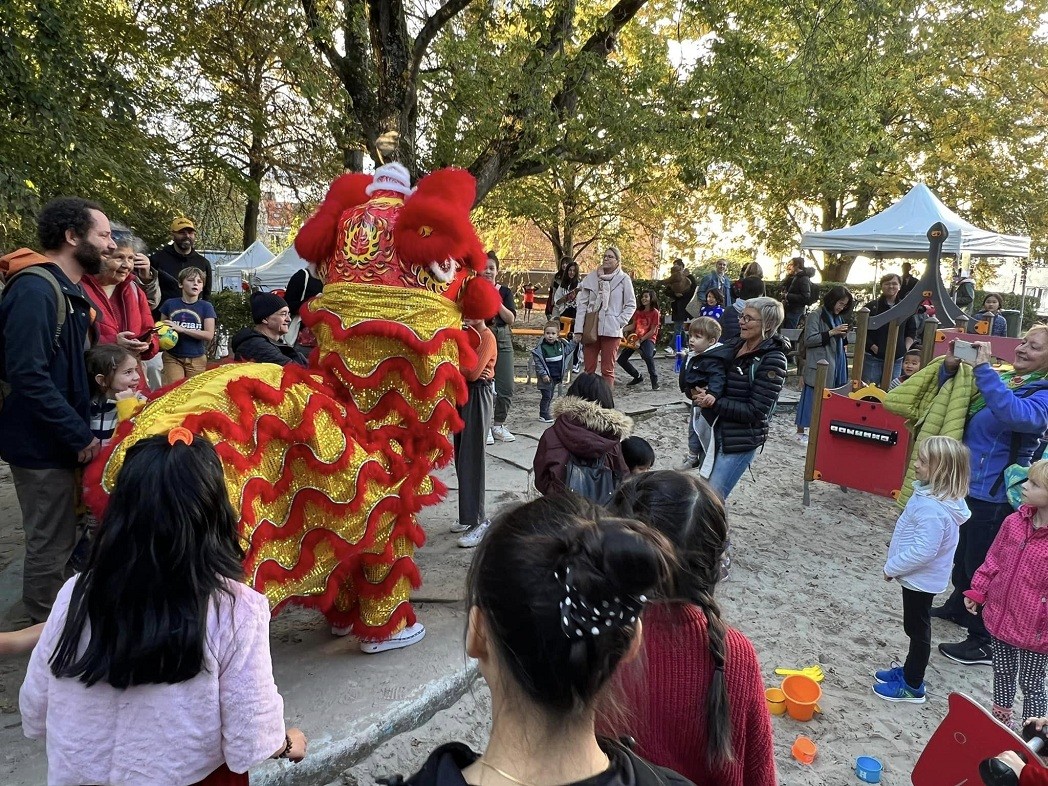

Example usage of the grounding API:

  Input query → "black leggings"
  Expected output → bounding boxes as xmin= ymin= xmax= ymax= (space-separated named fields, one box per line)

xmin=902 ymin=587 xmax=934 ymax=688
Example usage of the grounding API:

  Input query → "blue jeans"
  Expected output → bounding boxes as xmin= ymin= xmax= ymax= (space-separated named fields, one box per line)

xmin=707 ymin=448 xmax=758 ymax=500
xmin=861 ymin=354 xmax=903 ymax=386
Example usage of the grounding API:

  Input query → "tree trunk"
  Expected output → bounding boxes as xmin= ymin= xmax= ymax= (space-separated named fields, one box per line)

xmin=242 ymin=198 xmax=259 ymax=248
xmin=243 ymin=136 xmax=266 ymax=248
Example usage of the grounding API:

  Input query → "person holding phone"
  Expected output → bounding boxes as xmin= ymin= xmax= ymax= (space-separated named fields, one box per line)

xmin=80 ymin=228 xmax=159 ymax=392
xmin=933 ymin=327 xmax=1048 ymax=666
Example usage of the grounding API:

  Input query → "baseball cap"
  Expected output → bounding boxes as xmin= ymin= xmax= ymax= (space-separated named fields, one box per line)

xmin=171 ymin=217 xmax=196 ymax=233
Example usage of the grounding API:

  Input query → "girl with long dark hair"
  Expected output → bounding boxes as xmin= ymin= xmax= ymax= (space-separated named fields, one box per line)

xmin=399 ymin=494 xmax=693 ymax=786
xmin=20 ymin=431 xmax=306 ymax=785
xmin=605 ymin=471 xmax=775 ymax=786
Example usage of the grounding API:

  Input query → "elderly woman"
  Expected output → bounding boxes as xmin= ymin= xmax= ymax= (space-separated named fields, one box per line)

xmin=695 ymin=297 xmax=788 ymax=499
xmin=862 ymin=272 xmax=917 ymax=385
xmin=80 ymin=230 xmax=159 ymax=391
xmin=795 ymin=285 xmax=853 ymax=444
xmin=934 ymin=326 xmax=1048 ymax=666
xmin=573 ymin=247 xmax=637 ymax=386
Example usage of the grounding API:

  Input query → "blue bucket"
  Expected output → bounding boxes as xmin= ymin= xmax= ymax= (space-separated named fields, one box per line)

xmin=855 ymin=756 xmax=882 ymax=783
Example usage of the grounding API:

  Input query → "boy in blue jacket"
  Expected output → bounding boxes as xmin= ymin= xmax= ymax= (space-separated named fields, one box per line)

xmin=532 ymin=322 xmax=577 ymax=423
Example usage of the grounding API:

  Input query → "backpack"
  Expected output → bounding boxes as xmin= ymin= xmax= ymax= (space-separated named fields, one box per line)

xmin=564 ymin=453 xmax=619 ymax=505
xmin=0 ymin=266 xmax=68 ymax=411
xmin=806 ymin=280 xmax=820 ymax=306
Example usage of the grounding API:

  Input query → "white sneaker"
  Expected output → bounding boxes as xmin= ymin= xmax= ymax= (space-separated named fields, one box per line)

xmin=449 ymin=521 xmax=472 ymax=533
xmin=486 ymin=430 xmax=495 ymax=445
xmin=538 ymin=416 xmax=554 ymax=423
xmin=664 ymin=347 xmax=676 ymax=356
xmin=457 ymin=519 xmax=491 ymax=548
xmin=331 ymin=624 xmax=353 ymax=637
xmin=359 ymin=622 xmax=426 ymax=654
xmin=678 ymin=455 xmax=699 ymax=470
xmin=796 ymin=433 xmax=809 ymax=445
xmin=491 ymin=425 xmax=516 ymax=442
xmin=572 ymin=362 xmax=582 ymax=373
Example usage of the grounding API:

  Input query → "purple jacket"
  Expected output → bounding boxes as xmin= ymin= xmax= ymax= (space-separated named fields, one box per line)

xmin=965 ymin=506 xmax=1048 ymax=653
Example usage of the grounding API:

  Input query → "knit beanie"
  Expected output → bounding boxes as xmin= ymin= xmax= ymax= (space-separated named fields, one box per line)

xmin=251 ymin=292 xmax=288 ymax=323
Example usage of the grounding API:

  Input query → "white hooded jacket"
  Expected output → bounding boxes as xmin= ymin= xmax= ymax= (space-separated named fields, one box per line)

xmin=884 ymin=481 xmax=971 ymax=593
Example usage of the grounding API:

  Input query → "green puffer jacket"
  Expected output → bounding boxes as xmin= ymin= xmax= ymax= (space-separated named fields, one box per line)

xmin=884 ymin=356 xmax=974 ymax=507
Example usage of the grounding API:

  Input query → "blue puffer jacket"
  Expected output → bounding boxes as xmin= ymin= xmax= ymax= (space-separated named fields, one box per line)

xmin=962 ymin=364 xmax=1048 ymax=503
xmin=0 ymin=264 xmax=95 ymax=468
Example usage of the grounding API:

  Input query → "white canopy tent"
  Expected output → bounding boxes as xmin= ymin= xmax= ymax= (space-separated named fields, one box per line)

xmin=248 ymin=244 xmax=309 ymax=292
xmin=799 ymin=184 xmax=1031 ymax=258
xmin=214 ymin=240 xmax=275 ymax=290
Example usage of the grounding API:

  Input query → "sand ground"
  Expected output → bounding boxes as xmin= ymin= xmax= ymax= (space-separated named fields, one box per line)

xmin=0 ymin=355 xmax=999 ymax=785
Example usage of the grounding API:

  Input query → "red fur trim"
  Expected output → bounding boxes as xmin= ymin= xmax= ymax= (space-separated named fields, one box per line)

xmin=412 ymin=168 xmax=476 ymax=210
xmin=393 ymin=195 xmax=475 ymax=268
xmin=459 ymin=276 xmax=502 ymax=320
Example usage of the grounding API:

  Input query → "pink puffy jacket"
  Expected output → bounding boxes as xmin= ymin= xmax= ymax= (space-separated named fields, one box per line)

xmin=965 ymin=505 xmax=1048 ymax=653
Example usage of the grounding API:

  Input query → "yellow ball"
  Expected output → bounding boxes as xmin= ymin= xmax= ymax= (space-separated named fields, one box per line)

xmin=156 ymin=322 xmax=179 ymax=351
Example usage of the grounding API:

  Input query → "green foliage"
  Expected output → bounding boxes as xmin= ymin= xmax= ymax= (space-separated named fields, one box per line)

xmin=210 ymin=289 xmax=254 ymax=349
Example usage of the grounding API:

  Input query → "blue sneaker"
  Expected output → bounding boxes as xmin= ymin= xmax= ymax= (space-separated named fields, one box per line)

xmin=873 ymin=676 xmax=926 ymax=703
xmin=874 ymin=663 xmax=904 ymax=684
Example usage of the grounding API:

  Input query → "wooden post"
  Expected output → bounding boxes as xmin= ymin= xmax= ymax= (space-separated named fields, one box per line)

xmin=852 ymin=309 xmax=870 ymax=385
xmin=803 ymin=359 xmax=830 ymax=506
xmin=881 ymin=319 xmax=900 ymax=389
xmin=919 ymin=317 xmax=939 ymax=368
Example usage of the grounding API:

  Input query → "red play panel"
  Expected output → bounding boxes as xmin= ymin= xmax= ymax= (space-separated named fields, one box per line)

xmin=913 ymin=693 xmax=1047 ymax=785
xmin=812 ymin=391 xmax=909 ymax=499
xmin=930 ymin=327 xmax=1022 ymax=366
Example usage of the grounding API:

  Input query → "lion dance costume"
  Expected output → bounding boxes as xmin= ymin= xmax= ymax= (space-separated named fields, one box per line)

xmin=86 ymin=164 xmax=500 ymax=644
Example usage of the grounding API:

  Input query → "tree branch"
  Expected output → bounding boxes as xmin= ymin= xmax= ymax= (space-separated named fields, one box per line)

xmin=408 ymin=0 xmax=474 ymax=88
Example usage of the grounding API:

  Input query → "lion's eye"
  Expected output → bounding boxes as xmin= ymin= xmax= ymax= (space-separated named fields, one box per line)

xmin=418 ymin=226 xmax=433 ymax=237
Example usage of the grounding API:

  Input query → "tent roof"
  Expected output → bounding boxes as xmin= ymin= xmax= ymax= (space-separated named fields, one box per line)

xmin=248 ymin=244 xmax=308 ymax=291
xmin=800 ymin=184 xmax=1030 ymax=258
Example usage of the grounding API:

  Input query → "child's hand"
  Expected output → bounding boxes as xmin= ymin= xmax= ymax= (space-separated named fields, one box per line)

xmin=541 ymin=375 xmax=550 ymax=383
xmin=964 ymin=597 xmax=980 ymax=615
xmin=697 ymin=394 xmax=716 ymax=408
xmin=114 ymin=389 xmax=137 ymax=401
xmin=883 ymin=572 xmax=892 ymax=582
xmin=162 ymin=319 xmax=181 ymax=334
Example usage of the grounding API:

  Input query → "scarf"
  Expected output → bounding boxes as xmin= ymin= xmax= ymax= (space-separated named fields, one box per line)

xmin=596 ymin=269 xmax=618 ymax=312
xmin=969 ymin=370 xmax=1047 ymax=417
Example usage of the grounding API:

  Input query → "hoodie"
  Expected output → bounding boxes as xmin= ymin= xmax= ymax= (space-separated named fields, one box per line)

xmin=884 ymin=481 xmax=970 ymax=593
xmin=533 ymin=396 xmax=633 ymax=496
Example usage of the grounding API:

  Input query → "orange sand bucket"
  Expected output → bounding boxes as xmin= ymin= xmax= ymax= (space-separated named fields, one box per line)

xmin=792 ymin=735 xmax=817 ymax=764
xmin=765 ymin=687 xmax=787 ymax=715
xmin=781 ymin=674 xmax=822 ymax=721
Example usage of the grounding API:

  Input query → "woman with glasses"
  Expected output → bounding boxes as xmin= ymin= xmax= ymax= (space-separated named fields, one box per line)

xmin=693 ymin=297 xmax=788 ymax=499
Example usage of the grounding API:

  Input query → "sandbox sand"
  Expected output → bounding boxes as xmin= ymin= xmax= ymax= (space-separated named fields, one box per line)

xmin=330 ymin=368 xmax=997 ymax=786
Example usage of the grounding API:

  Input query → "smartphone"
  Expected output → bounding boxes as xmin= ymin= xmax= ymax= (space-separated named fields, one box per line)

xmin=136 ymin=326 xmax=159 ymax=342
xmin=953 ymin=338 xmax=979 ymax=364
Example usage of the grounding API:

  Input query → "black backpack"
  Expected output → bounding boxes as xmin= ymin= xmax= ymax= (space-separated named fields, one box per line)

xmin=806 ymin=280 xmax=820 ymax=306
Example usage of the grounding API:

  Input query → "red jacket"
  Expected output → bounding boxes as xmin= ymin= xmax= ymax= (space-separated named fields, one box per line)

xmin=1022 ymin=763 xmax=1048 ymax=786
xmin=965 ymin=506 xmax=1048 ymax=653
xmin=81 ymin=276 xmax=159 ymax=361
xmin=532 ymin=396 xmax=632 ymax=495
xmin=601 ymin=603 xmax=777 ymax=786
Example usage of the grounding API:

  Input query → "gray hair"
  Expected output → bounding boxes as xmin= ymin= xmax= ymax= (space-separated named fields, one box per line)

xmin=745 ymin=296 xmax=784 ymax=335
xmin=110 ymin=221 xmax=148 ymax=255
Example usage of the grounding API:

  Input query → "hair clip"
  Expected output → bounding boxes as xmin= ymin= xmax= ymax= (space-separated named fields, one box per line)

xmin=167 ymin=427 xmax=194 ymax=446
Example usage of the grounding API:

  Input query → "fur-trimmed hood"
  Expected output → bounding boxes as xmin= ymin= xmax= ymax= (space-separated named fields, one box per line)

xmin=552 ymin=396 xmax=633 ymax=439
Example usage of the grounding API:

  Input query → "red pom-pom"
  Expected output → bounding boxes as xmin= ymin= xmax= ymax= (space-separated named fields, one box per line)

xmin=413 ymin=168 xmax=476 ymax=211
xmin=459 ymin=277 xmax=501 ymax=320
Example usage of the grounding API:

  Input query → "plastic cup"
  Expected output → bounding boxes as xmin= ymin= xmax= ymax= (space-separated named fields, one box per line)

xmin=792 ymin=735 xmax=817 ymax=764
xmin=765 ymin=687 xmax=787 ymax=716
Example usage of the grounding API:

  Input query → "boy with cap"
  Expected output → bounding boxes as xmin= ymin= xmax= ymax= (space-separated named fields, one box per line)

xmin=231 ymin=292 xmax=307 ymax=367
xmin=159 ymin=267 xmax=217 ymax=384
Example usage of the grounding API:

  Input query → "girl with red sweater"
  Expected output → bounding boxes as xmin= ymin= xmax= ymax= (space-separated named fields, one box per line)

xmin=606 ymin=470 xmax=776 ymax=786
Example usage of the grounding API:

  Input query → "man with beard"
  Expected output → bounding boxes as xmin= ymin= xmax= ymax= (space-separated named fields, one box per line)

xmin=150 ymin=217 xmax=213 ymax=310
xmin=0 ymin=197 xmax=113 ymax=622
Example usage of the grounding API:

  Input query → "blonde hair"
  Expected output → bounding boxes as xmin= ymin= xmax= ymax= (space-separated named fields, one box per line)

xmin=604 ymin=246 xmax=622 ymax=265
xmin=1028 ymin=459 xmax=1048 ymax=490
xmin=918 ymin=436 xmax=970 ymax=500
xmin=689 ymin=316 xmax=722 ymax=341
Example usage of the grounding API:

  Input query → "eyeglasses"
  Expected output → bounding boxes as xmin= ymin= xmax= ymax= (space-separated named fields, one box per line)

xmin=739 ymin=315 xmax=759 ymax=324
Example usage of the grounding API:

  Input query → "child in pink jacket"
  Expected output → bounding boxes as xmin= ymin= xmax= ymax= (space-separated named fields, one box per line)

xmin=964 ymin=459 xmax=1048 ymax=728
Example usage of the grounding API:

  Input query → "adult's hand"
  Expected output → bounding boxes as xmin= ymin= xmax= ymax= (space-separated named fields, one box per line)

xmin=972 ymin=341 xmax=993 ymax=367
xmin=132 ymin=253 xmax=152 ymax=278
xmin=116 ymin=330 xmax=150 ymax=355
xmin=870 ymin=344 xmax=879 ymax=355
xmin=573 ymin=333 xmax=582 ymax=344
xmin=77 ymin=438 xmax=101 ymax=465
xmin=943 ymin=344 xmax=961 ymax=374
xmin=830 ymin=324 xmax=849 ymax=336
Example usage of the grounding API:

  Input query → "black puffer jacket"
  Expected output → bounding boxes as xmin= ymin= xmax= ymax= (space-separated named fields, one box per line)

xmin=711 ymin=335 xmax=789 ymax=454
